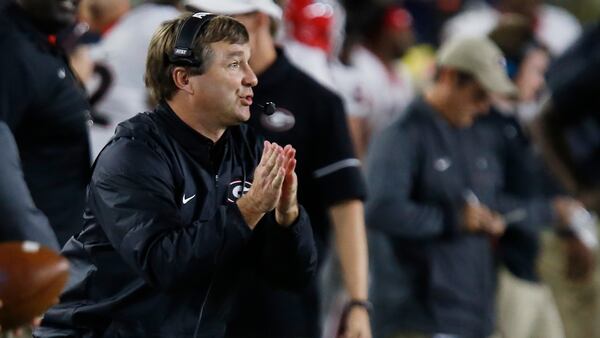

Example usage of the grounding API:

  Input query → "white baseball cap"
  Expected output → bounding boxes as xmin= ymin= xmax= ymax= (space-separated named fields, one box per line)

xmin=438 ymin=37 xmax=518 ymax=97
xmin=185 ymin=0 xmax=283 ymax=20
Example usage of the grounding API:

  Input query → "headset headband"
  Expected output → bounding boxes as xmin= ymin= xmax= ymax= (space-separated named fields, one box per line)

xmin=169 ymin=12 xmax=217 ymax=67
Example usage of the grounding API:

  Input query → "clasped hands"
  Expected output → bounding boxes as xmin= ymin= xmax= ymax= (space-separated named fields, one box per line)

xmin=237 ymin=141 xmax=299 ymax=228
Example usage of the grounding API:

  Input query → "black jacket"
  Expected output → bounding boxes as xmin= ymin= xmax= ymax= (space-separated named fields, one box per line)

xmin=0 ymin=122 xmax=59 ymax=249
xmin=0 ymin=4 xmax=91 ymax=245
xmin=35 ymin=102 xmax=317 ymax=338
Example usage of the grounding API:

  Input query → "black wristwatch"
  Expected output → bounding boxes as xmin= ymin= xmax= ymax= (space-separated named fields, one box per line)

xmin=346 ymin=299 xmax=373 ymax=314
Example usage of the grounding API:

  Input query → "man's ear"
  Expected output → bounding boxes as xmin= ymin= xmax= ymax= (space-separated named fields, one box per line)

xmin=172 ymin=67 xmax=193 ymax=95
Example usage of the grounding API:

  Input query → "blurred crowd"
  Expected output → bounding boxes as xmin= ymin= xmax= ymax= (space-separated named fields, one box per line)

xmin=2 ymin=0 xmax=600 ymax=337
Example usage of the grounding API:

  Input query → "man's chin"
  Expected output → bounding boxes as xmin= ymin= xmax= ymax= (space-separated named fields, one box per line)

xmin=240 ymin=107 xmax=251 ymax=121
xmin=229 ymin=108 xmax=250 ymax=125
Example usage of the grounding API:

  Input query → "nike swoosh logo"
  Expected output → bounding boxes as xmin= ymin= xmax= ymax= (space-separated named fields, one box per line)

xmin=182 ymin=194 xmax=196 ymax=204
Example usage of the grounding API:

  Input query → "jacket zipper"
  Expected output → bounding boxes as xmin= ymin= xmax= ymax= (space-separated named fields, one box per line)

xmin=192 ymin=174 xmax=220 ymax=338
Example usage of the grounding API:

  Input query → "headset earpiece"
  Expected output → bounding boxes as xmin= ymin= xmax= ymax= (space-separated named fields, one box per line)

xmin=168 ymin=12 xmax=216 ymax=68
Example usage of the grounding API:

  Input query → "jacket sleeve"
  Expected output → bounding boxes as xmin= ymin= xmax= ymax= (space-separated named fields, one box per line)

xmin=494 ymin=194 xmax=555 ymax=233
xmin=365 ymin=125 xmax=460 ymax=239
xmin=0 ymin=122 xmax=59 ymax=249
xmin=89 ymin=138 xmax=253 ymax=292
xmin=252 ymin=207 xmax=317 ymax=291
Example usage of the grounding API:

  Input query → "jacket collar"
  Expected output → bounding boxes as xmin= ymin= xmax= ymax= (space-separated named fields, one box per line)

xmin=154 ymin=101 xmax=229 ymax=169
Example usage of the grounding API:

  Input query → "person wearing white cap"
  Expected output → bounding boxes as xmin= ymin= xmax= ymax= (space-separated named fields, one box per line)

xmin=185 ymin=1 xmax=371 ymax=338
xmin=186 ymin=0 xmax=283 ymax=20
xmin=365 ymin=36 xmax=517 ymax=338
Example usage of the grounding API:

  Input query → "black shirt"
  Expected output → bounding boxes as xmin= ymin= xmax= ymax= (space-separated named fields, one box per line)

xmin=249 ymin=49 xmax=366 ymax=253
xmin=226 ymin=50 xmax=366 ymax=338
xmin=0 ymin=4 xmax=91 ymax=245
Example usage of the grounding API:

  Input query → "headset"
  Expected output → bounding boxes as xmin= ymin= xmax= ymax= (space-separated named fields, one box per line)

xmin=168 ymin=12 xmax=217 ymax=68
xmin=168 ymin=12 xmax=277 ymax=117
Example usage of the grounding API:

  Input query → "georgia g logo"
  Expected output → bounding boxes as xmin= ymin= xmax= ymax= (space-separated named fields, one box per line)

xmin=227 ymin=180 xmax=252 ymax=203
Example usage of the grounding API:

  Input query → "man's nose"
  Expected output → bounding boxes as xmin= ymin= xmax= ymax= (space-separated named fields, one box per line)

xmin=243 ymin=66 xmax=258 ymax=87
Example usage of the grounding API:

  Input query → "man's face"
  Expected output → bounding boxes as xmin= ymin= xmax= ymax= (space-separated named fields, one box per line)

xmin=18 ymin=0 xmax=79 ymax=33
xmin=387 ymin=28 xmax=414 ymax=59
xmin=446 ymin=75 xmax=491 ymax=128
xmin=191 ymin=41 xmax=257 ymax=126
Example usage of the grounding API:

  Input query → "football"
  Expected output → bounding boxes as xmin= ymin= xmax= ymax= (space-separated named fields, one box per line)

xmin=0 ymin=241 xmax=69 ymax=330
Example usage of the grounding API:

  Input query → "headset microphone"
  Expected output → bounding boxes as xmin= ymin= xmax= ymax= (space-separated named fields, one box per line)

xmin=257 ymin=102 xmax=277 ymax=116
